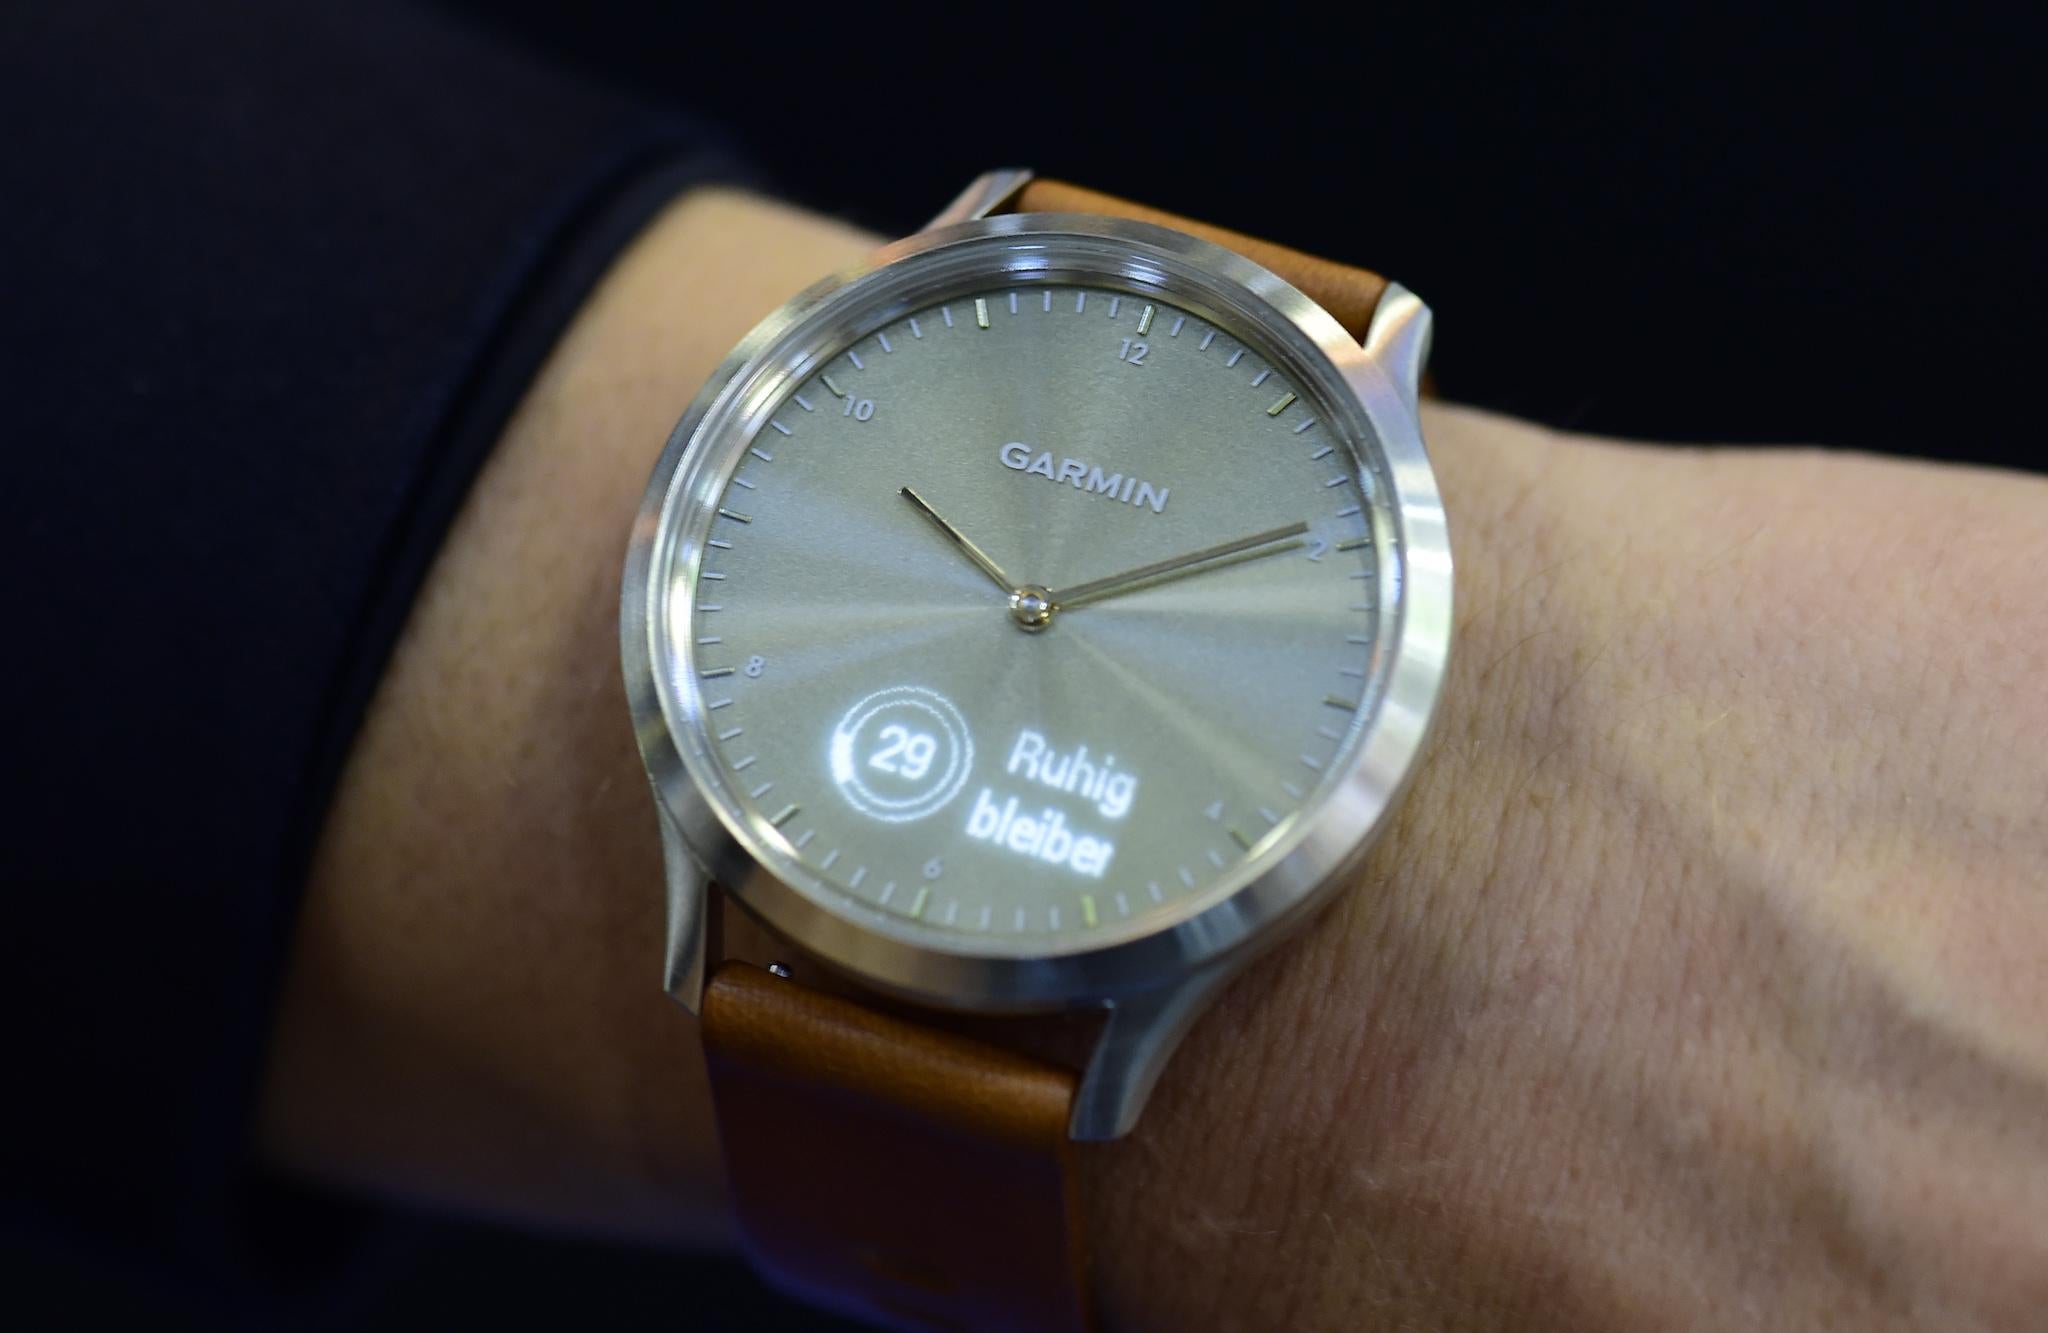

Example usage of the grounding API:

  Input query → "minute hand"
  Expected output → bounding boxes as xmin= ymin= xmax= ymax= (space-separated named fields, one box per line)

xmin=1053 ymin=521 xmax=1309 ymax=610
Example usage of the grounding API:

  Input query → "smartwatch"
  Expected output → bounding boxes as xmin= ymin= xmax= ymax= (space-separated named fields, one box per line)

xmin=621 ymin=170 xmax=1452 ymax=1329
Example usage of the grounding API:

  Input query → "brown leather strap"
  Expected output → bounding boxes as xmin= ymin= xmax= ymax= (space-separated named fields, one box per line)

xmin=699 ymin=180 xmax=1394 ymax=1330
xmin=702 ymin=962 xmax=1088 ymax=1332
xmin=1011 ymin=178 xmax=1390 ymax=341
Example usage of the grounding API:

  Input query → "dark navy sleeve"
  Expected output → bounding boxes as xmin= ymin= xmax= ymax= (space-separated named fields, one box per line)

xmin=0 ymin=1 xmax=753 ymax=1317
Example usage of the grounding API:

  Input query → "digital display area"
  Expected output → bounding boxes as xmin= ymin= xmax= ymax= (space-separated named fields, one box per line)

xmin=685 ymin=284 xmax=1383 ymax=946
xmin=828 ymin=685 xmax=973 ymax=823
xmin=828 ymin=686 xmax=1132 ymax=878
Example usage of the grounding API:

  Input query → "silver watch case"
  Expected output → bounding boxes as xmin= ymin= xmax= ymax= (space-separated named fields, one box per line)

xmin=621 ymin=174 xmax=1451 ymax=1137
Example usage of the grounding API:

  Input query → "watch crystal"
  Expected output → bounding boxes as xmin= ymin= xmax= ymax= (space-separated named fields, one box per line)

xmin=674 ymin=280 xmax=1390 ymax=953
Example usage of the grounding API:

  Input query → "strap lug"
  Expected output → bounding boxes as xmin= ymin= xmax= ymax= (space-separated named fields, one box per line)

xmin=658 ymin=805 xmax=710 ymax=1013
xmin=1070 ymin=960 xmax=1243 ymax=1140
xmin=923 ymin=167 xmax=1035 ymax=229
xmin=1363 ymin=281 xmax=1433 ymax=412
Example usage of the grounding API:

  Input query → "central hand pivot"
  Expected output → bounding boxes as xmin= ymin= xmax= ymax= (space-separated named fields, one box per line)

xmin=1008 ymin=584 xmax=1055 ymax=632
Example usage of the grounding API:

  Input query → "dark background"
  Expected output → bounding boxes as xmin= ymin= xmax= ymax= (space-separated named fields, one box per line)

xmin=360 ymin=3 xmax=2040 ymax=1326
xmin=25 ymin=3 xmax=2038 ymax=1329
xmin=446 ymin=2 xmax=2042 ymax=465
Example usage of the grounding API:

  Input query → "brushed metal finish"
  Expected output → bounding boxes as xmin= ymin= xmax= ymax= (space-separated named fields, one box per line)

xmin=1071 ymin=961 xmax=1237 ymax=1139
xmin=1364 ymin=282 xmax=1432 ymax=414
xmin=657 ymin=805 xmax=709 ymax=1010
xmin=923 ymin=167 xmax=1032 ymax=229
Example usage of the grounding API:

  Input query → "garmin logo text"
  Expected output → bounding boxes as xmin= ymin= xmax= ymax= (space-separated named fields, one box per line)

xmin=998 ymin=442 xmax=1169 ymax=514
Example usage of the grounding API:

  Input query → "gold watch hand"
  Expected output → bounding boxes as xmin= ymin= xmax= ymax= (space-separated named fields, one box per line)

xmin=1053 ymin=521 xmax=1309 ymax=609
xmin=899 ymin=486 xmax=1017 ymax=593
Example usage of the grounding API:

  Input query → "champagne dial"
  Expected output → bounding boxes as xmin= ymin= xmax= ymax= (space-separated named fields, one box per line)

xmin=665 ymin=276 xmax=1401 ymax=956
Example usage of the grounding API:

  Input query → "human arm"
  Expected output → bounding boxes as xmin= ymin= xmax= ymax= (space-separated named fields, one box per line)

xmin=258 ymin=187 xmax=2048 ymax=1328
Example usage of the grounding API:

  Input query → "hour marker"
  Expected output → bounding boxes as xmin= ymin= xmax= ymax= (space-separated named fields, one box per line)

xmin=794 ymin=829 xmax=815 ymax=849
xmin=707 ymin=697 xmax=733 ymax=710
xmin=1346 ymin=634 xmax=1371 ymax=645
xmin=1049 ymin=906 xmax=1061 ymax=930
xmin=717 ymin=725 xmax=743 ymax=739
xmin=1178 ymin=866 xmax=1196 ymax=888
xmin=794 ymin=393 xmax=814 ymax=412
xmin=1339 ymin=665 xmax=1367 ymax=678
xmin=1258 ymin=807 xmax=1280 ymax=825
xmin=698 ymin=634 xmax=723 ymax=644
xmin=1206 ymin=848 xmax=1225 ymax=868
xmin=876 ymin=331 xmax=893 ymax=353
xmin=1080 ymin=895 xmax=1098 ymax=928
xmin=1042 ymin=290 xmax=1052 ymax=312
xmin=749 ymin=447 xmax=774 ymax=462
xmin=769 ymin=803 xmax=799 ymax=827
xmin=731 ymin=755 xmax=756 ymax=770
xmin=1169 ymin=316 xmax=1185 ymax=337
xmin=1350 ymin=569 xmax=1372 ymax=579
xmin=909 ymin=886 xmax=931 ymax=919
xmin=1350 ymin=603 xmax=1375 ymax=612
xmin=1137 ymin=304 xmax=1155 ymax=334
xmin=1309 ymin=445 xmax=1334 ymax=460
xmin=1114 ymin=891 xmax=1131 ymax=917
xmin=701 ymin=665 xmax=736 ymax=679
xmin=878 ymin=881 xmax=896 ymax=905
xmin=1337 ymin=537 xmax=1368 ymax=552
xmin=1325 ymin=694 xmax=1357 ymax=710
xmin=846 ymin=349 xmax=864 ymax=370
xmin=709 ymin=538 xmax=732 ymax=549
xmin=749 ymin=780 xmax=774 ymax=798
xmin=1107 ymin=296 xmax=1121 ymax=318
xmin=1335 ymin=504 xmax=1362 ymax=518
xmin=717 ymin=507 xmax=751 ymax=524
xmin=699 ymin=602 xmax=723 ymax=611
xmin=1229 ymin=828 xmax=1252 ymax=851
xmin=974 ymin=297 xmax=990 ymax=328
xmin=1147 ymin=881 xmax=1164 ymax=903
xmin=768 ymin=420 xmax=791 ymax=436
xmin=1325 ymin=475 xmax=1352 ymax=488
xmin=1075 ymin=291 xmax=1086 ymax=313
xmin=1199 ymin=330 xmax=1216 ymax=350
xmin=729 ymin=477 xmax=755 ymax=490
xmin=1226 ymin=349 xmax=1245 ymax=367
xmin=1015 ymin=906 xmax=1027 ymax=930
xmin=941 ymin=305 xmax=954 ymax=328
xmin=1267 ymin=391 xmax=1297 ymax=416
xmin=1007 ymin=291 xmax=1017 ymax=315
xmin=849 ymin=866 xmax=866 ymax=888
xmin=978 ymin=904 xmax=992 ymax=929
xmin=909 ymin=318 xmax=923 ymax=339
xmin=1251 ymin=369 xmax=1271 ymax=386
xmin=821 ymin=373 xmax=846 ymax=397
xmin=943 ymin=900 xmax=960 ymax=925
xmin=820 ymin=849 xmax=839 ymax=870
xmin=1281 ymin=781 xmax=1305 ymax=799
xmin=1293 ymin=418 xmax=1316 ymax=434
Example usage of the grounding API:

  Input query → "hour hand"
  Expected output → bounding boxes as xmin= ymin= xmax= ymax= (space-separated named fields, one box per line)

xmin=899 ymin=486 xmax=1017 ymax=594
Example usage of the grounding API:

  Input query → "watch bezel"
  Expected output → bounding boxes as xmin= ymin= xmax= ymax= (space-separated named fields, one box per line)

xmin=622 ymin=212 xmax=1452 ymax=1011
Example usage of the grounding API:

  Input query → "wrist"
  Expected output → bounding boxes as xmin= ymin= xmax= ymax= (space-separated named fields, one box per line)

xmin=1089 ymin=412 xmax=2048 ymax=1330
xmin=258 ymin=187 xmax=881 ymax=1235
xmin=1084 ymin=404 xmax=1597 ymax=1330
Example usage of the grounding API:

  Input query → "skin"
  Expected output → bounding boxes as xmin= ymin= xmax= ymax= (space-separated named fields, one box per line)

xmin=258 ymin=188 xmax=2048 ymax=1328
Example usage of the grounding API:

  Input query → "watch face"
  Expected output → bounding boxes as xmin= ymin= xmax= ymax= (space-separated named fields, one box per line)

xmin=630 ymin=218 xmax=1449 ymax=998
